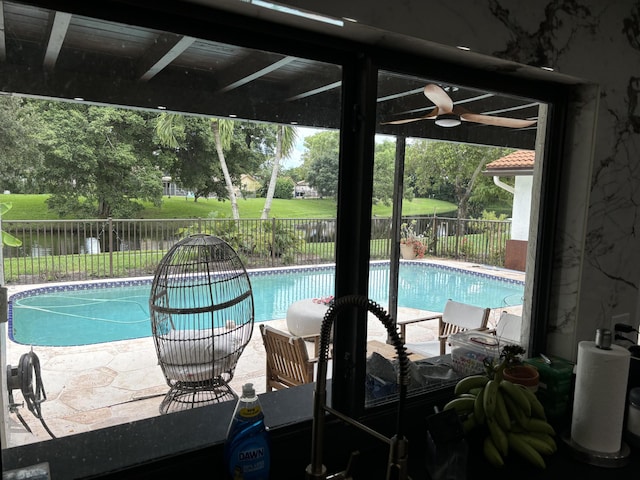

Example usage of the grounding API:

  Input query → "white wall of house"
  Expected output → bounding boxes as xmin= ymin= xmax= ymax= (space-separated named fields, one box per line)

xmin=512 ymin=175 xmax=533 ymax=241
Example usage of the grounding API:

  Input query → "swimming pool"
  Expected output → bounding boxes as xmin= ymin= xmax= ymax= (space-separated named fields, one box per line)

xmin=8 ymin=261 xmax=524 ymax=347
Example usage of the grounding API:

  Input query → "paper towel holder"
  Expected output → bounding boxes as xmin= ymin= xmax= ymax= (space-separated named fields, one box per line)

xmin=562 ymin=328 xmax=631 ymax=468
xmin=561 ymin=432 xmax=630 ymax=468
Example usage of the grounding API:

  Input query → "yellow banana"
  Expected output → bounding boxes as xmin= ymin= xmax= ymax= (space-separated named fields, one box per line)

xmin=517 ymin=384 xmax=546 ymax=420
xmin=473 ymin=386 xmax=486 ymax=425
xmin=486 ymin=417 xmax=508 ymax=457
xmin=527 ymin=418 xmax=556 ymax=436
xmin=457 ymin=393 xmax=477 ymax=400
xmin=483 ymin=379 xmax=499 ymax=419
xmin=529 ymin=432 xmax=557 ymax=453
xmin=494 ymin=389 xmax=511 ymax=432
xmin=502 ymin=392 xmax=529 ymax=430
xmin=443 ymin=396 xmax=475 ymax=414
xmin=462 ymin=412 xmax=477 ymax=434
xmin=483 ymin=435 xmax=504 ymax=468
xmin=507 ymin=432 xmax=546 ymax=469
xmin=454 ymin=374 xmax=489 ymax=396
xmin=517 ymin=432 xmax=555 ymax=456
xmin=499 ymin=379 xmax=531 ymax=417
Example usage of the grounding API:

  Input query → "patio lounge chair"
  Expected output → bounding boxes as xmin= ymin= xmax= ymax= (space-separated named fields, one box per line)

xmin=398 ymin=299 xmax=490 ymax=357
xmin=260 ymin=324 xmax=319 ymax=391
xmin=490 ymin=310 xmax=523 ymax=345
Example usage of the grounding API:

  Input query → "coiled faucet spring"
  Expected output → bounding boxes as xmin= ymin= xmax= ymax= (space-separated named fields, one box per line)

xmin=305 ymin=295 xmax=411 ymax=480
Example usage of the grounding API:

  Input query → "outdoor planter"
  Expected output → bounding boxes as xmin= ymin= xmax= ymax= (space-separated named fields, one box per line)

xmin=400 ymin=243 xmax=418 ymax=260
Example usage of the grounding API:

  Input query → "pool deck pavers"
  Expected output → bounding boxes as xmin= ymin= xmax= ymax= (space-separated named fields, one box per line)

xmin=3 ymin=259 xmax=524 ymax=447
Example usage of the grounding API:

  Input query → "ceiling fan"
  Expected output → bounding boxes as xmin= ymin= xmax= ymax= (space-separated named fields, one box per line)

xmin=382 ymin=83 xmax=537 ymax=129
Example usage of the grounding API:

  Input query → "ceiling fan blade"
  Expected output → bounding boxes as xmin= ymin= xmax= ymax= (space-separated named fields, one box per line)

xmin=459 ymin=111 xmax=537 ymax=128
xmin=423 ymin=84 xmax=454 ymax=113
xmin=381 ymin=107 xmax=439 ymax=125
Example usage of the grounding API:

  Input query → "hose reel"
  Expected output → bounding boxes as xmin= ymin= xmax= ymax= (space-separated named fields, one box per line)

xmin=6 ymin=349 xmax=56 ymax=438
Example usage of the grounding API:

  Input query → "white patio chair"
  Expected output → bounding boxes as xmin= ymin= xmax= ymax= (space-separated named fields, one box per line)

xmin=399 ymin=299 xmax=490 ymax=357
xmin=492 ymin=310 xmax=523 ymax=345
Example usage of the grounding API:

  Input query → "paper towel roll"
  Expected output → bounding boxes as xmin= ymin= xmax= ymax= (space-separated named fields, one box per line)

xmin=571 ymin=341 xmax=631 ymax=453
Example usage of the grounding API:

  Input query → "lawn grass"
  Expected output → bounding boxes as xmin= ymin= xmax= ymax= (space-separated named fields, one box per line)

xmin=0 ymin=194 xmax=457 ymax=220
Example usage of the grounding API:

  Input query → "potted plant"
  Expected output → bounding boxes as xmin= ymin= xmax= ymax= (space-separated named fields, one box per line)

xmin=497 ymin=344 xmax=540 ymax=391
xmin=399 ymin=220 xmax=427 ymax=259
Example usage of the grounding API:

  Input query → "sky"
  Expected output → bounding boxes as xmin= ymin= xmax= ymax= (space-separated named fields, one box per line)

xmin=282 ymin=125 xmax=320 ymax=169
xmin=282 ymin=126 xmax=396 ymax=169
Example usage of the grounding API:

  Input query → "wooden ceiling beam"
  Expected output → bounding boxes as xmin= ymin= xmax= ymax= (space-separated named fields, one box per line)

xmin=43 ymin=11 xmax=71 ymax=71
xmin=216 ymin=52 xmax=296 ymax=93
xmin=138 ymin=33 xmax=195 ymax=82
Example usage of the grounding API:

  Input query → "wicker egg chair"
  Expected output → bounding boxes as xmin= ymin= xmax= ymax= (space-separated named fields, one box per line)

xmin=149 ymin=234 xmax=254 ymax=414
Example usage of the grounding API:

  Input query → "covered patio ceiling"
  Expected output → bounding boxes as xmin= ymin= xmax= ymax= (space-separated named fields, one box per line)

xmin=0 ymin=1 xmax=539 ymax=149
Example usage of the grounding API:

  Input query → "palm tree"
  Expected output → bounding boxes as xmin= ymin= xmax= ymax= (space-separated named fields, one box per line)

xmin=210 ymin=118 xmax=240 ymax=219
xmin=260 ymin=125 xmax=297 ymax=219
xmin=154 ymin=112 xmax=184 ymax=148
xmin=155 ymin=113 xmax=240 ymax=219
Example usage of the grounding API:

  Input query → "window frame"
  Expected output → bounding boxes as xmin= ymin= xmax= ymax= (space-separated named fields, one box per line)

xmin=2 ymin=1 xmax=583 ymax=478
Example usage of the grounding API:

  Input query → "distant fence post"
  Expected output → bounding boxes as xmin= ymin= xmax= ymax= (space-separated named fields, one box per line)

xmin=108 ymin=217 xmax=114 ymax=277
xmin=271 ymin=218 xmax=276 ymax=267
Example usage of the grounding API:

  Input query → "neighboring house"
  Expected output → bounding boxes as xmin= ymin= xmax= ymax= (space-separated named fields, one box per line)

xmin=294 ymin=180 xmax=319 ymax=198
xmin=237 ymin=174 xmax=261 ymax=198
xmin=483 ymin=149 xmax=534 ymax=271
xmin=162 ymin=176 xmax=190 ymax=197
xmin=163 ymin=174 xmax=260 ymax=198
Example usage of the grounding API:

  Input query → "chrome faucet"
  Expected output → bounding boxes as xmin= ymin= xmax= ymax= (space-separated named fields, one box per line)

xmin=305 ymin=295 xmax=411 ymax=480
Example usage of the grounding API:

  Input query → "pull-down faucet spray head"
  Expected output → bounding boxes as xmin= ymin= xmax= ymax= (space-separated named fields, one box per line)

xmin=305 ymin=295 xmax=411 ymax=480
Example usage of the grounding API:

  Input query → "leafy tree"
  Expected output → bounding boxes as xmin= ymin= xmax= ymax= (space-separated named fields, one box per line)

xmin=277 ymin=177 xmax=295 ymax=199
xmin=282 ymin=165 xmax=306 ymax=183
xmin=467 ymin=171 xmax=514 ymax=218
xmin=301 ymin=133 xmax=415 ymax=205
xmin=374 ymin=140 xmax=414 ymax=205
xmin=257 ymin=177 xmax=294 ymax=199
xmin=156 ymin=114 xmax=273 ymax=219
xmin=303 ymin=131 xmax=339 ymax=198
xmin=154 ymin=114 xmax=226 ymax=201
xmin=0 ymin=97 xmax=45 ymax=193
xmin=405 ymin=141 xmax=514 ymax=228
xmin=32 ymin=101 xmax=162 ymax=218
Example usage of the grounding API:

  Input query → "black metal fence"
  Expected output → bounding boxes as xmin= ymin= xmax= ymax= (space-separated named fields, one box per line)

xmin=1 ymin=216 xmax=511 ymax=285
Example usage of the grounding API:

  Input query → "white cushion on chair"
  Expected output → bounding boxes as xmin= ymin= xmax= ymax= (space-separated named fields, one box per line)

xmin=157 ymin=327 xmax=240 ymax=382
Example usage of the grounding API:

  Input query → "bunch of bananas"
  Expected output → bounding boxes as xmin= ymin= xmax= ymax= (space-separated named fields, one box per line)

xmin=443 ymin=373 xmax=557 ymax=469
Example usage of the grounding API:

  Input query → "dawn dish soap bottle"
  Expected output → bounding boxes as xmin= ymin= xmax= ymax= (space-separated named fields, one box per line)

xmin=224 ymin=383 xmax=271 ymax=480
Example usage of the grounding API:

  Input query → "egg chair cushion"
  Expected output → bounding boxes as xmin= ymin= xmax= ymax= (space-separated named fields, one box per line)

xmin=157 ymin=327 xmax=241 ymax=382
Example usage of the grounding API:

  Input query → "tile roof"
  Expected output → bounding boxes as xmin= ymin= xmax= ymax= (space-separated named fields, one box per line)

xmin=485 ymin=150 xmax=535 ymax=171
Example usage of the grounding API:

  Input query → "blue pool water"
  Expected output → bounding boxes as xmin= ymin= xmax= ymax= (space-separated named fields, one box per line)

xmin=8 ymin=261 xmax=524 ymax=347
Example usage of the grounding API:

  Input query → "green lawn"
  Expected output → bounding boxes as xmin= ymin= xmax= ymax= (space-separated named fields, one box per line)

xmin=0 ymin=194 xmax=457 ymax=220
